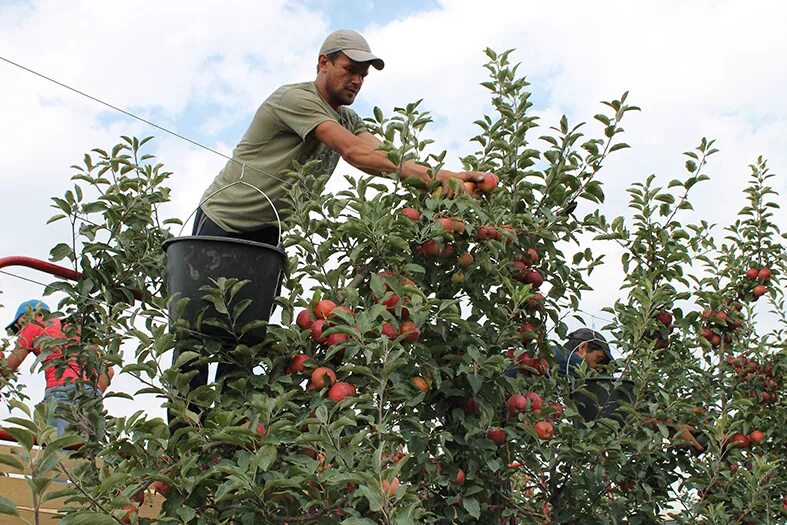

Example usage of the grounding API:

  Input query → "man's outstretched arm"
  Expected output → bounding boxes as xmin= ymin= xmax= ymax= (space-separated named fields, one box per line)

xmin=314 ymin=121 xmax=491 ymax=193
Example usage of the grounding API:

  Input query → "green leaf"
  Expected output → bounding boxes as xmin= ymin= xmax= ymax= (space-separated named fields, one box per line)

xmin=174 ymin=351 xmax=200 ymax=369
xmin=654 ymin=193 xmax=675 ymax=204
xmin=44 ymin=434 xmax=84 ymax=453
xmin=59 ymin=512 xmax=116 ymax=525
xmin=49 ymin=242 xmax=74 ymax=262
xmin=341 ymin=518 xmax=378 ymax=525
xmin=0 ymin=453 xmax=23 ymax=471
xmin=359 ymin=485 xmax=383 ymax=512
xmin=0 ymin=496 xmax=18 ymax=516
xmin=463 ymin=497 xmax=481 ymax=518
xmin=3 ymin=428 xmax=33 ymax=451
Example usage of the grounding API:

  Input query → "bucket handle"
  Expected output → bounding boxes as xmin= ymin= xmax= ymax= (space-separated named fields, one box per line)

xmin=179 ymin=163 xmax=283 ymax=246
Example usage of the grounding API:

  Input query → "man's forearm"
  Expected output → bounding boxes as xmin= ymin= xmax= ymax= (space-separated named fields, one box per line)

xmin=351 ymin=151 xmax=454 ymax=185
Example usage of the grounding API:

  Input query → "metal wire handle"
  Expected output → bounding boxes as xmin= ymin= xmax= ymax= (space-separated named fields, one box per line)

xmin=179 ymin=164 xmax=283 ymax=246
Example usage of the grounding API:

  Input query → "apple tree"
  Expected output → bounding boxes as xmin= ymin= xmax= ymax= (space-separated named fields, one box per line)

xmin=0 ymin=50 xmax=784 ymax=525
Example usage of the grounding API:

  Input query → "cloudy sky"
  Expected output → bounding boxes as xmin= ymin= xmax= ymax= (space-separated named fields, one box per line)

xmin=1 ymin=0 xmax=784 ymax=422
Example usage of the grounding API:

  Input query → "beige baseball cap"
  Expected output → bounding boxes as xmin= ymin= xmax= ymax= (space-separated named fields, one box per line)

xmin=320 ymin=29 xmax=385 ymax=70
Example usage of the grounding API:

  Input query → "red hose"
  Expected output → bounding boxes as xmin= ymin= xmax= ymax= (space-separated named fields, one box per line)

xmin=0 ymin=256 xmax=82 ymax=281
xmin=0 ymin=256 xmax=142 ymax=300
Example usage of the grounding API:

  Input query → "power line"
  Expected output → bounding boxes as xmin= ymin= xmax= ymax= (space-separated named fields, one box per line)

xmin=0 ymin=54 xmax=290 ymax=187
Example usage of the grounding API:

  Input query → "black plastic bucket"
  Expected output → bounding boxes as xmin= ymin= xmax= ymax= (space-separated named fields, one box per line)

xmin=571 ymin=376 xmax=635 ymax=424
xmin=163 ymin=236 xmax=286 ymax=345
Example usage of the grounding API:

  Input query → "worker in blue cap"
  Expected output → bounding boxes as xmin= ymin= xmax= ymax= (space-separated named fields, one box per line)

xmin=2 ymin=300 xmax=113 ymax=437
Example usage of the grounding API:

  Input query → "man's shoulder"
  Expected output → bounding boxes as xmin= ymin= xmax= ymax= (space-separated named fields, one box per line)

xmin=338 ymin=105 xmax=362 ymax=120
xmin=272 ymin=81 xmax=323 ymax=105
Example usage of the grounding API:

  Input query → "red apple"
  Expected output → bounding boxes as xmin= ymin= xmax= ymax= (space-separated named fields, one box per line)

xmin=381 ymin=322 xmax=399 ymax=340
xmin=547 ymin=402 xmax=564 ymax=419
xmin=727 ymin=432 xmax=750 ymax=449
xmin=457 ymin=252 xmax=473 ymax=268
xmin=477 ymin=173 xmax=499 ymax=193
xmin=745 ymin=267 xmax=758 ymax=280
xmin=412 ymin=376 xmax=429 ymax=393
xmin=381 ymin=293 xmax=400 ymax=312
xmin=400 ymin=321 xmax=420 ymax=343
xmin=524 ymin=270 xmax=544 ymax=289
xmin=525 ymin=391 xmax=543 ymax=412
xmin=486 ymin=428 xmax=506 ymax=446
xmin=452 ymin=219 xmax=466 ymax=234
xmin=296 ymin=309 xmax=314 ymax=330
xmin=518 ymin=322 xmax=538 ymax=343
xmin=463 ymin=181 xmax=477 ymax=195
xmin=526 ymin=293 xmax=544 ymax=311
xmin=130 ymin=489 xmax=145 ymax=504
xmin=119 ymin=505 xmax=138 ymax=524
xmin=381 ymin=477 xmax=400 ymax=497
xmin=325 ymin=332 xmax=348 ymax=346
xmin=752 ymin=284 xmax=767 ymax=297
xmin=522 ymin=248 xmax=539 ymax=265
xmin=454 ymin=468 xmax=465 ymax=485
xmin=419 ymin=240 xmax=440 ymax=257
xmin=310 ymin=319 xmax=328 ymax=344
xmin=151 ymin=480 xmax=172 ymax=497
xmin=287 ymin=353 xmax=309 ymax=374
xmin=314 ymin=299 xmax=337 ymax=320
xmin=534 ymin=420 xmax=554 ymax=440
xmin=400 ymin=207 xmax=421 ymax=221
xmin=499 ymin=224 xmax=517 ymax=245
xmin=462 ymin=397 xmax=479 ymax=415
xmin=507 ymin=394 xmax=528 ymax=415
xmin=475 ymin=225 xmax=498 ymax=241
xmin=748 ymin=430 xmax=765 ymax=445
xmin=328 ymin=381 xmax=356 ymax=402
xmin=435 ymin=217 xmax=455 ymax=233
xmin=657 ymin=310 xmax=673 ymax=327
xmin=241 ymin=421 xmax=267 ymax=436
xmin=310 ymin=367 xmax=336 ymax=389
xmin=757 ymin=268 xmax=771 ymax=282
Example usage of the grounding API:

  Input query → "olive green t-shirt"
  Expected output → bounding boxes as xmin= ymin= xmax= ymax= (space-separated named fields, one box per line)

xmin=200 ymin=81 xmax=367 ymax=232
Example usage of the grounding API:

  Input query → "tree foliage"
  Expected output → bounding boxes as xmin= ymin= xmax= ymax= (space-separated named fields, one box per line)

xmin=0 ymin=49 xmax=785 ymax=524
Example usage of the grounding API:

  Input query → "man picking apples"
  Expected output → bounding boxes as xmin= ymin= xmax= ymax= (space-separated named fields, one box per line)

xmin=506 ymin=327 xmax=613 ymax=379
xmin=194 ymin=29 xmax=492 ymax=243
xmin=170 ymin=29 xmax=494 ymax=429
xmin=555 ymin=328 xmax=614 ymax=376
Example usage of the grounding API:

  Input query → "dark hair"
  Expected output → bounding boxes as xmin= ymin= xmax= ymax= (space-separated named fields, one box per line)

xmin=586 ymin=342 xmax=611 ymax=364
xmin=316 ymin=51 xmax=343 ymax=72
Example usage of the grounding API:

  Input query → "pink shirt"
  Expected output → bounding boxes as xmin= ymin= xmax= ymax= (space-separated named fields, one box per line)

xmin=16 ymin=317 xmax=89 ymax=389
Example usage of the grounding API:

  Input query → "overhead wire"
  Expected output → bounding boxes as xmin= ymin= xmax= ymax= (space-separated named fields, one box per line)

xmin=0 ymin=54 xmax=291 ymax=187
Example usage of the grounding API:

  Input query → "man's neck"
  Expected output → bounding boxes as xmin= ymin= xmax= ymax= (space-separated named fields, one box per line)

xmin=314 ymin=78 xmax=340 ymax=111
